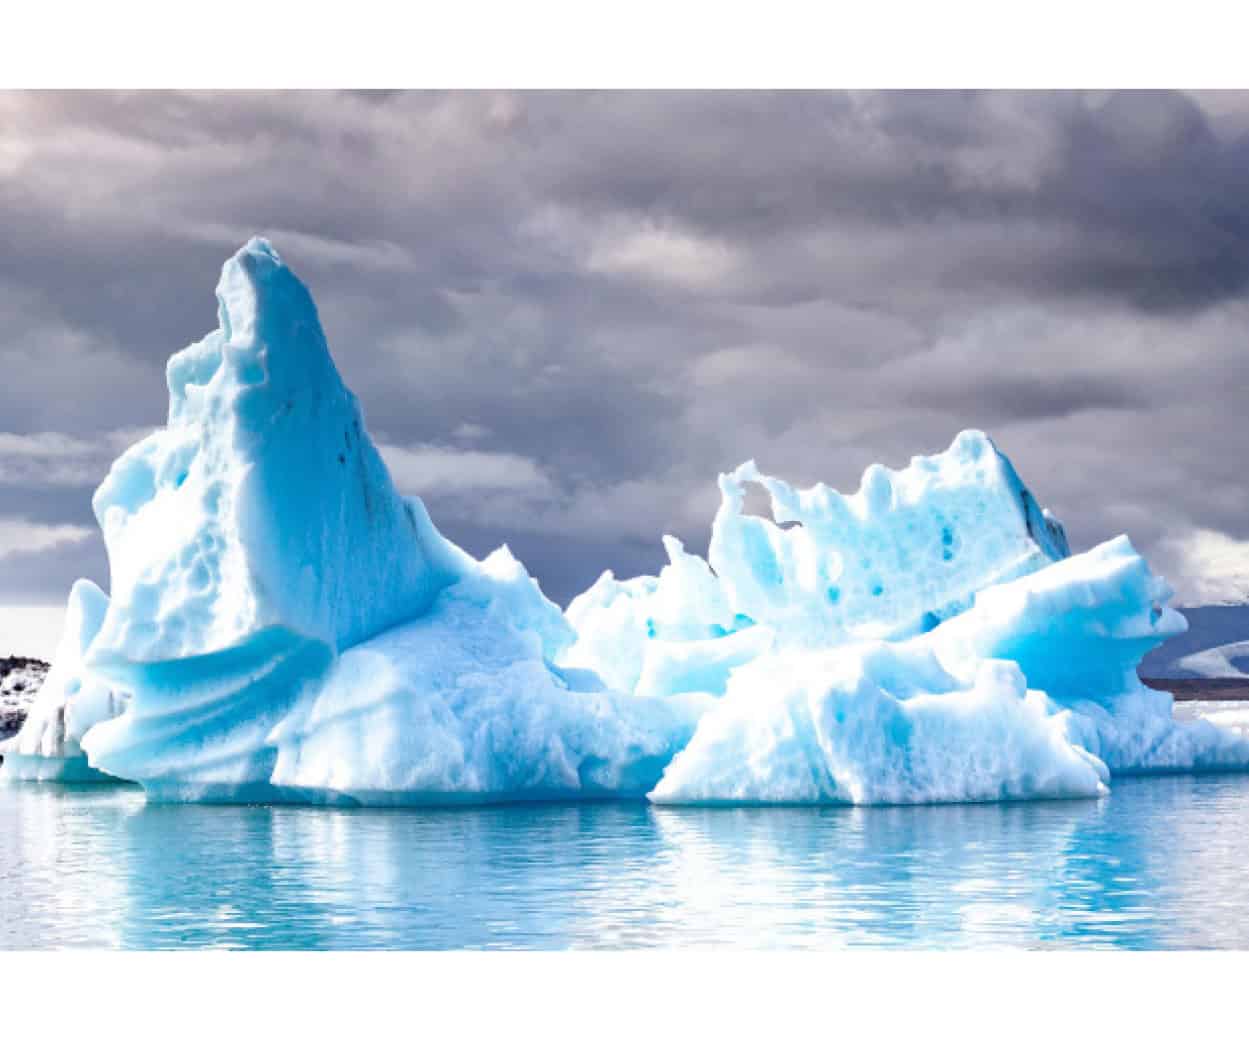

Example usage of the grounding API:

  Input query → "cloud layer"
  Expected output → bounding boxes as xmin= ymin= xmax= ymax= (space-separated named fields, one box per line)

xmin=2 ymin=90 xmax=1248 ymax=620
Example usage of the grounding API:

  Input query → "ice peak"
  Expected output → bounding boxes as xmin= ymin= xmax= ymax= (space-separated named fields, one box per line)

xmin=242 ymin=235 xmax=282 ymax=263
xmin=91 ymin=238 xmax=464 ymax=663
xmin=222 ymin=235 xmax=284 ymax=287
xmin=164 ymin=238 xmax=339 ymax=430
xmin=946 ymin=428 xmax=992 ymax=461
xmin=213 ymin=235 xmax=313 ymax=353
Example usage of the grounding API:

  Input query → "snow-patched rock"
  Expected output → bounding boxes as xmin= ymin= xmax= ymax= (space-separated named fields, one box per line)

xmin=5 ymin=238 xmax=1246 ymax=805
xmin=1 ymin=656 xmax=49 ymax=740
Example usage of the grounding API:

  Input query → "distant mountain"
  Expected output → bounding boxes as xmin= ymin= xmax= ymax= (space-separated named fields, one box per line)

xmin=1 ymin=656 xmax=49 ymax=739
xmin=1140 ymin=605 xmax=1249 ymax=680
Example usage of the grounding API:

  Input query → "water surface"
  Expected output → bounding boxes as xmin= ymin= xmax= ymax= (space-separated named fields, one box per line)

xmin=3 ymin=774 xmax=1249 ymax=949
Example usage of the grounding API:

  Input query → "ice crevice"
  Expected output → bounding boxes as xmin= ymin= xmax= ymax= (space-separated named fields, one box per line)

xmin=4 ymin=237 xmax=1246 ymax=805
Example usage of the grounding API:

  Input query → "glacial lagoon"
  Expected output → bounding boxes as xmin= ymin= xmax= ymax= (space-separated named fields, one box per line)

xmin=5 ymin=772 xmax=1249 ymax=950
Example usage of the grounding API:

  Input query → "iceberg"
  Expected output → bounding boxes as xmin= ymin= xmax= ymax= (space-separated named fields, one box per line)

xmin=4 ymin=237 xmax=1246 ymax=806
xmin=650 ymin=535 xmax=1242 ymax=805
xmin=650 ymin=650 xmax=1109 ymax=805
xmin=0 ymin=579 xmax=120 ymax=781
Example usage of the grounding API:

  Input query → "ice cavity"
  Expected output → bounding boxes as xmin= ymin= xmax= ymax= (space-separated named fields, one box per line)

xmin=6 ymin=236 xmax=1246 ymax=806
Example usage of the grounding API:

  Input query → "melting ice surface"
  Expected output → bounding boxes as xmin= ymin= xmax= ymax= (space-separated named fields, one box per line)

xmin=3 ymin=238 xmax=1247 ymax=805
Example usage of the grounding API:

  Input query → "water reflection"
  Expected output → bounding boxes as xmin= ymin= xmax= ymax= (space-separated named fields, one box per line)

xmin=3 ymin=775 xmax=1249 ymax=949
xmin=0 ymin=783 xmax=136 ymax=949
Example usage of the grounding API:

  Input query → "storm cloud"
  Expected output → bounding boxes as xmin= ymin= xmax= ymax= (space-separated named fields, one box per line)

xmin=2 ymin=89 xmax=1248 ymax=643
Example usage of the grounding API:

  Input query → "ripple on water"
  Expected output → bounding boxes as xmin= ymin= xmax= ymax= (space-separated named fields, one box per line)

xmin=3 ymin=773 xmax=1249 ymax=949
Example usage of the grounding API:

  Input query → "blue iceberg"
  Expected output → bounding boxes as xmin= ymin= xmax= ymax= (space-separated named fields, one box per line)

xmin=4 ymin=238 xmax=1245 ymax=805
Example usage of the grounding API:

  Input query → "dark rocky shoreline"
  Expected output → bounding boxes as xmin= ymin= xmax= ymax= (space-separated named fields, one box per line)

xmin=1 ymin=656 xmax=50 ymax=740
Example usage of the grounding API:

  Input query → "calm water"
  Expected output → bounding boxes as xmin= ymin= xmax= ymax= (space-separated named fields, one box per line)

xmin=4 ymin=774 xmax=1249 ymax=950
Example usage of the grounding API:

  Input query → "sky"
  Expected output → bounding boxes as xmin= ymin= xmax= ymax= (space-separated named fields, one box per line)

xmin=3 ymin=89 xmax=1249 ymax=658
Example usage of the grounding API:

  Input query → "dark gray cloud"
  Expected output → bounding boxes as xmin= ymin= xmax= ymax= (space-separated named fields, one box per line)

xmin=3 ymin=89 xmax=1249 ymax=636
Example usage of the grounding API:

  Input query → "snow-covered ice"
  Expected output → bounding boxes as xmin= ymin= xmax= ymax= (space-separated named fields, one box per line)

xmin=5 ymin=237 xmax=1247 ymax=805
